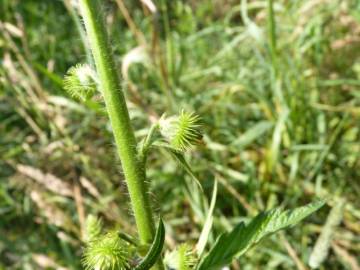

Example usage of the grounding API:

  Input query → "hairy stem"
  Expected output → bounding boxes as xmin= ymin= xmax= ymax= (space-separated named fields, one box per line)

xmin=78 ymin=0 xmax=163 ymax=269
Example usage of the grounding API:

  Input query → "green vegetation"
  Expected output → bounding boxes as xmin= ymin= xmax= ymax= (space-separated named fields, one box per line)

xmin=1 ymin=0 xmax=359 ymax=269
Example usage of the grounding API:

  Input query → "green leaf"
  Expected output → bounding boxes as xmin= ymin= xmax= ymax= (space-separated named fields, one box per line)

xmin=260 ymin=200 xmax=326 ymax=238
xmin=135 ymin=218 xmax=166 ymax=270
xmin=197 ymin=200 xmax=325 ymax=270
xmin=231 ymin=121 xmax=273 ymax=149
xmin=196 ymin=180 xmax=218 ymax=256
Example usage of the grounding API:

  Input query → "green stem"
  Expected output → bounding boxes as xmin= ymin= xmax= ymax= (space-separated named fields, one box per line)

xmin=139 ymin=123 xmax=159 ymax=164
xmin=78 ymin=0 xmax=163 ymax=269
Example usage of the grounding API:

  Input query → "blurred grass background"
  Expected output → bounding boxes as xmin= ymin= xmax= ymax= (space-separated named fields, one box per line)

xmin=0 ymin=0 xmax=359 ymax=269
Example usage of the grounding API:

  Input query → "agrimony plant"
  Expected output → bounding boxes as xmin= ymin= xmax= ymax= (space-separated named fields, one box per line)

xmin=83 ymin=216 xmax=130 ymax=270
xmin=165 ymin=244 xmax=197 ymax=270
xmin=159 ymin=111 xmax=202 ymax=152
xmin=83 ymin=231 xmax=130 ymax=270
xmin=63 ymin=63 xmax=97 ymax=101
xmin=64 ymin=0 xmax=325 ymax=269
xmin=85 ymin=214 xmax=102 ymax=242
